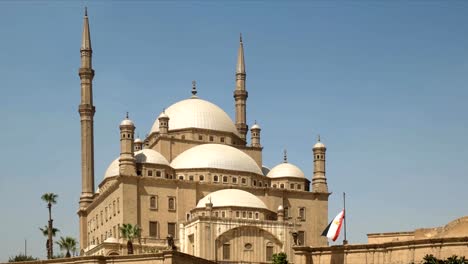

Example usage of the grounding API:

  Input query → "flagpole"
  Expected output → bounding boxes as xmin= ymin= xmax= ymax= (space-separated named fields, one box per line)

xmin=343 ymin=192 xmax=348 ymax=245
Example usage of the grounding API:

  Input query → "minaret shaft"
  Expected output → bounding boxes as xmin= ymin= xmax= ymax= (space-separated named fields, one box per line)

xmin=234 ymin=35 xmax=248 ymax=140
xmin=78 ymin=10 xmax=94 ymax=252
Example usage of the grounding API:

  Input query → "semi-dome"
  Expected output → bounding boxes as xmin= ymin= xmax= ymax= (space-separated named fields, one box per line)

xmin=196 ymin=189 xmax=267 ymax=209
xmin=171 ymin=144 xmax=262 ymax=175
xmin=104 ymin=149 xmax=169 ymax=178
xmin=150 ymin=98 xmax=239 ymax=135
xmin=267 ymin=162 xmax=305 ymax=179
xmin=135 ymin=149 xmax=170 ymax=165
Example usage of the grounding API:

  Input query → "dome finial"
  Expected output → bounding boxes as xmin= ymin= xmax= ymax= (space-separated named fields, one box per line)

xmin=240 ymin=32 xmax=243 ymax=43
xmin=126 ymin=111 xmax=129 ymax=119
xmin=191 ymin=80 xmax=198 ymax=97
xmin=317 ymin=134 xmax=321 ymax=142
xmin=84 ymin=6 xmax=88 ymax=17
xmin=283 ymin=149 xmax=288 ymax=163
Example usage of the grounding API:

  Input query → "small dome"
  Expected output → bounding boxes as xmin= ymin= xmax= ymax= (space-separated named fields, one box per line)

xmin=134 ymin=138 xmax=143 ymax=143
xmin=267 ymin=162 xmax=305 ymax=179
xmin=251 ymin=123 xmax=261 ymax=130
xmin=158 ymin=111 xmax=169 ymax=119
xmin=262 ymin=165 xmax=270 ymax=176
xmin=135 ymin=149 xmax=170 ymax=165
xmin=120 ymin=118 xmax=134 ymax=126
xmin=196 ymin=189 xmax=267 ymax=209
xmin=171 ymin=144 xmax=262 ymax=175
xmin=278 ymin=205 xmax=284 ymax=211
xmin=104 ymin=149 xmax=169 ymax=178
xmin=150 ymin=98 xmax=239 ymax=136
xmin=313 ymin=142 xmax=326 ymax=149
xmin=104 ymin=158 xmax=119 ymax=179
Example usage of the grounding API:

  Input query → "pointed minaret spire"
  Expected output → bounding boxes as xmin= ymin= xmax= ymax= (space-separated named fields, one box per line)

xmin=234 ymin=33 xmax=248 ymax=141
xmin=236 ymin=33 xmax=246 ymax=74
xmin=81 ymin=7 xmax=92 ymax=56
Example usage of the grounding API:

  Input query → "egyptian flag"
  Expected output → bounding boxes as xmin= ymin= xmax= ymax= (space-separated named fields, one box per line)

xmin=321 ymin=210 xmax=345 ymax=241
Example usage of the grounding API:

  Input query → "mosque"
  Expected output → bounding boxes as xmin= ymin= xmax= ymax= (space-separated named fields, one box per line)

xmin=77 ymin=9 xmax=330 ymax=263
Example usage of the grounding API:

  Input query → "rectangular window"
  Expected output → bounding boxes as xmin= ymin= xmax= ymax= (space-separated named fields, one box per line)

xmin=168 ymin=197 xmax=176 ymax=211
xmin=220 ymin=137 xmax=225 ymax=143
xmin=149 ymin=221 xmax=158 ymax=237
xmin=113 ymin=201 xmax=116 ymax=216
xmin=236 ymin=211 xmax=240 ymax=218
xmin=299 ymin=207 xmax=306 ymax=220
xmin=117 ymin=198 xmax=120 ymax=213
xmin=168 ymin=222 xmax=176 ymax=238
xmin=198 ymin=135 xmax=203 ymax=140
xmin=189 ymin=175 xmax=194 ymax=181
xmin=148 ymin=170 xmax=153 ymax=176
xmin=100 ymin=211 xmax=103 ymax=225
xmin=232 ymin=177 xmax=238 ymax=184
xmin=222 ymin=211 xmax=226 ymax=218
xmin=105 ymin=207 xmax=108 ymax=221
xmin=290 ymin=183 xmax=295 ymax=189
xmin=117 ymin=224 xmax=120 ymax=239
xmin=298 ymin=231 xmax=305 ymax=245
xmin=209 ymin=136 xmax=214 ymax=141
xmin=156 ymin=171 xmax=161 ymax=177
xmin=113 ymin=226 xmax=116 ymax=238
xmin=223 ymin=244 xmax=230 ymax=260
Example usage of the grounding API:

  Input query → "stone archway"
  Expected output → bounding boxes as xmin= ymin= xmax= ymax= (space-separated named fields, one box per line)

xmin=216 ymin=226 xmax=283 ymax=263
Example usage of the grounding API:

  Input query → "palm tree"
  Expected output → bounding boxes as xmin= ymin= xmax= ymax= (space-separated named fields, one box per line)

xmin=120 ymin=224 xmax=141 ymax=255
xmin=41 ymin=193 xmax=58 ymax=259
xmin=55 ymin=237 xmax=77 ymax=258
xmin=39 ymin=226 xmax=60 ymax=237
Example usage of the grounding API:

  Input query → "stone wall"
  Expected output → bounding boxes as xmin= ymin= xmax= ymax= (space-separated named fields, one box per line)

xmin=293 ymin=236 xmax=468 ymax=264
xmin=1 ymin=251 xmax=216 ymax=264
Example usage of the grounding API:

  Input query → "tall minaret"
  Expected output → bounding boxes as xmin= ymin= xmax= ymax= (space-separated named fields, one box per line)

xmin=234 ymin=34 xmax=248 ymax=141
xmin=312 ymin=135 xmax=328 ymax=193
xmin=78 ymin=7 xmax=95 ymax=252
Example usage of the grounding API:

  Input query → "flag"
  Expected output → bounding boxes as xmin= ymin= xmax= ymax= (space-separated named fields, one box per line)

xmin=321 ymin=210 xmax=345 ymax=241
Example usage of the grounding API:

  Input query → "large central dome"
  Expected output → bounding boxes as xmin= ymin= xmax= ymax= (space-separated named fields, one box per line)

xmin=171 ymin=144 xmax=263 ymax=175
xmin=150 ymin=97 xmax=239 ymax=135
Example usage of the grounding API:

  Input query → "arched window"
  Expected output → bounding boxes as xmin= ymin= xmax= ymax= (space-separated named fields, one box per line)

xmin=223 ymin=176 xmax=228 ymax=183
xmin=266 ymin=242 xmax=274 ymax=261
xmin=150 ymin=196 xmax=158 ymax=209
xmin=213 ymin=175 xmax=219 ymax=182
xmin=232 ymin=177 xmax=238 ymax=184
xmin=273 ymin=184 xmax=277 ymax=188
xmin=241 ymin=178 xmax=247 ymax=184
xmin=259 ymin=182 xmax=263 ymax=187
xmin=168 ymin=197 xmax=176 ymax=211
xmin=290 ymin=183 xmax=295 ymax=189
xmin=199 ymin=175 xmax=204 ymax=181
xmin=253 ymin=180 xmax=257 ymax=186
xmin=178 ymin=175 xmax=184 ymax=180
xmin=280 ymin=184 xmax=285 ymax=189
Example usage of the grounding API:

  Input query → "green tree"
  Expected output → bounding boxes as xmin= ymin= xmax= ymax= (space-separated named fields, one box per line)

xmin=272 ymin=252 xmax=288 ymax=264
xmin=423 ymin=254 xmax=467 ymax=264
xmin=120 ymin=223 xmax=141 ymax=255
xmin=41 ymin=192 xmax=58 ymax=259
xmin=39 ymin=225 xmax=60 ymax=237
xmin=56 ymin=236 xmax=77 ymax=258
xmin=8 ymin=254 xmax=37 ymax=262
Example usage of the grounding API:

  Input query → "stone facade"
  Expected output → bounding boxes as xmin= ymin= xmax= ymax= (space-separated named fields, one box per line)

xmin=293 ymin=217 xmax=468 ymax=264
xmin=0 ymin=251 xmax=216 ymax=264
xmin=77 ymin=10 xmax=330 ymax=264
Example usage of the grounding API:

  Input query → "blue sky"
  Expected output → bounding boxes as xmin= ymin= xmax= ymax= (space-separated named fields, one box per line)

xmin=1 ymin=1 xmax=468 ymax=261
